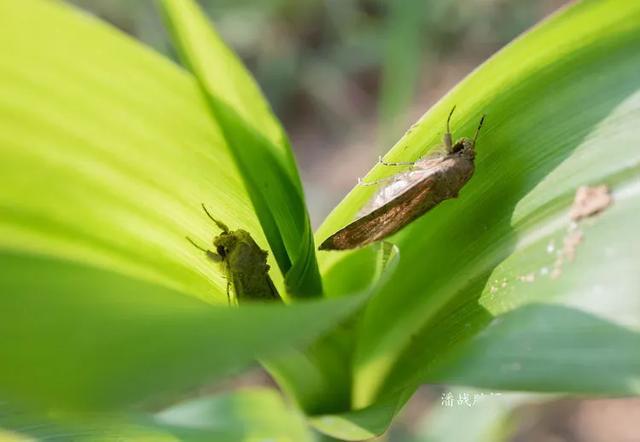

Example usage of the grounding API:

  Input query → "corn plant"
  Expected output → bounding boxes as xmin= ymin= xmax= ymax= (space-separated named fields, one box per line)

xmin=0 ymin=0 xmax=639 ymax=440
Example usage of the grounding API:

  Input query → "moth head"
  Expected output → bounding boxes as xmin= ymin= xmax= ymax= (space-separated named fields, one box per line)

xmin=213 ymin=231 xmax=238 ymax=258
xmin=451 ymin=137 xmax=476 ymax=160
xmin=451 ymin=113 xmax=484 ymax=160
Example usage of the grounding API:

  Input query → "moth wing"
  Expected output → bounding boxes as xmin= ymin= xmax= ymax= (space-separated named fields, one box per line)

xmin=420 ymin=144 xmax=449 ymax=158
xmin=360 ymin=168 xmax=438 ymax=217
xmin=413 ymin=152 xmax=449 ymax=171
xmin=320 ymin=175 xmax=438 ymax=250
xmin=231 ymin=266 xmax=281 ymax=303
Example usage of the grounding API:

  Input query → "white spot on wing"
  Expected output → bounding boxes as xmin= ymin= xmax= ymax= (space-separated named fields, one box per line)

xmin=358 ymin=156 xmax=450 ymax=217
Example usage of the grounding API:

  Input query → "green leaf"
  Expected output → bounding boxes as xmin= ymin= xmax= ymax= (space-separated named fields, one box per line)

xmin=0 ymin=252 xmax=362 ymax=410
xmin=0 ymin=0 xmax=361 ymax=410
xmin=159 ymin=0 xmax=322 ymax=298
xmin=263 ymin=245 xmax=400 ymax=418
xmin=0 ymin=0 xmax=264 ymax=303
xmin=309 ymin=391 xmax=411 ymax=441
xmin=155 ymin=388 xmax=313 ymax=442
xmin=0 ymin=389 xmax=313 ymax=441
xmin=315 ymin=0 xmax=640 ymax=422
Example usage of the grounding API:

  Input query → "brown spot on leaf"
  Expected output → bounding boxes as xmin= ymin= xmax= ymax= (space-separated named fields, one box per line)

xmin=551 ymin=229 xmax=584 ymax=279
xmin=562 ymin=230 xmax=584 ymax=262
xmin=569 ymin=185 xmax=612 ymax=221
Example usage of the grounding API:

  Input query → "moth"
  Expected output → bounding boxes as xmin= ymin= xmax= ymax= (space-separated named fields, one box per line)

xmin=319 ymin=106 xmax=485 ymax=250
xmin=187 ymin=204 xmax=281 ymax=304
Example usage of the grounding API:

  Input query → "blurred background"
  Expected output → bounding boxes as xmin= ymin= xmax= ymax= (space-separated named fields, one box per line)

xmin=65 ymin=1 xmax=640 ymax=440
xmin=68 ymin=0 xmax=570 ymax=227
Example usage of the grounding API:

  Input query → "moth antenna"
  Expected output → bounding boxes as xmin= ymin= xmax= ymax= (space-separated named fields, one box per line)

xmin=446 ymin=105 xmax=456 ymax=134
xmin=201 ymin=203 xmax=229 ymax=232
xmin=444 ymin=105 xmax=456 ymax=150
xmin=473 ymin=115 xmax=486 ymax=145
xmin=186 ymin=236 xmax=208 ymax=253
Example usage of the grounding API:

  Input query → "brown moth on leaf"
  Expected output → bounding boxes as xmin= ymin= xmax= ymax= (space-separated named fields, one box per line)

xmin=187 ymin=204 xmax=281 ymax=304
xmin=319 ymin=106 xmax=485 ymax=250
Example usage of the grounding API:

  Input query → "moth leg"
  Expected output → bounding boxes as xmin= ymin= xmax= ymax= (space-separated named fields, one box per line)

xmin=200 ymin=203 xmax=230 ymax=233
xmin=186 ymin=237 xmax=229 ymax=304
xmin=186 ymin=236 xmax=223 ymax=262
xmin=357 ymin=175 xmax=401 ymax=186
xmin=377 ymin=155 xmax=416 ymax=167
xmin=443 ymin=105 xmax=456 ymax=151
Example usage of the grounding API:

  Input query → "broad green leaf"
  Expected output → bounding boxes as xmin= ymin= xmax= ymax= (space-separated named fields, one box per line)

xmin=263 ymin=245 xmax=400 ymax=418
xmin=159 ymin=0 xmax=322 ymax=298
xmin=155 ymin=388 xmax=312 ymax=442
xmin=315 ymin=0 xmax=640 ymax=425
xmin=0 ymin=389 xmax=312 ymax=441
xmin=0 ymin=0 xmax=362 ymax=411
xmin=0 ymin=0 xmax=268 ymax=303
xmin=0 ymin=252 xmax=362 ymax=410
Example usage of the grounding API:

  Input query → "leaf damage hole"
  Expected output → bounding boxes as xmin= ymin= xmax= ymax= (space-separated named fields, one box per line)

xmin=551 ymin=184 xmax=613 ymax=279
xmin=485 ymin=185 xmax=614 ymax=294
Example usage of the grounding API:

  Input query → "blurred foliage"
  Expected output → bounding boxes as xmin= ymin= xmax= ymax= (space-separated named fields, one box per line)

xmin=0 ymin=389 xmax=313 ymax=441
xmin=68 ymin=0 xmax=565 ymax=149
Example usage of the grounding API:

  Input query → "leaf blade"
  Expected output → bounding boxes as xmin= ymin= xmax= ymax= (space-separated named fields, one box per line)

xmin=0 ymin=252 xmax=362 ymax=410
xmin=159 ymin=0 xmax=322 ymax=297
xmin=311 ymin=0 xmax=640 ymax=417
